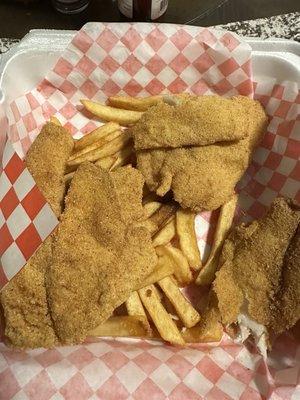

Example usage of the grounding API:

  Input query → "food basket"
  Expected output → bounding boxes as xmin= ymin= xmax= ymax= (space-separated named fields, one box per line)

xmin=0 ymin=23 xmax=299 ymax=400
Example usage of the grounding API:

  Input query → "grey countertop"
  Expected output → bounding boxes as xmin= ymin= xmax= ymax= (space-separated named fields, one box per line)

xmin=0 ymin=12 xmax=299 ymax=54
xmin=216 ymin=12 xmax=299 ymax=40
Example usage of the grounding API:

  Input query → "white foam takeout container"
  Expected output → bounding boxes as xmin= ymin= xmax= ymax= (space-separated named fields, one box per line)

xmin=0 ymin=28 xmax=299 ymax=400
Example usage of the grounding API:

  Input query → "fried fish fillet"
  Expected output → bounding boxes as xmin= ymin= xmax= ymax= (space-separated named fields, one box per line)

xmin=132 ymin=96 xmax=253 ymax=149
xmin=46 ymin=163 xmax=157 ymax=344
xmin=271 ymin=225 xmax=300 ymax=336
xmin=26 ymin=123 xmax=74 ymax=217
xmin=214 ymin=198 xmax=300 ymax=354
xmin=0 ymin=123 xmax=74 ymax=348
xmin=134 ymin=96 xmax=268 ymax=211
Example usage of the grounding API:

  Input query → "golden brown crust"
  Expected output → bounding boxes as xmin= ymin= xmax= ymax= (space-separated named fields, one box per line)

xmin=214 ymin=198 xmax=300 ymax=332
xmin=111 ymin=166 xmax=145 ymax=224
xmin=137 ymin=137 xmax=249 ymax=211
xmin=270 ymin=226 xmax=300 ymax=335
xmin=135 ymin=96 xmax=268 ymax=211
xmin=47 ymin=163 xmax=157 ymax=344
xmin=1 ymin=123 xmax=74 ymax=348
xmin=0 ymin=239 xmax=57 ymax=349
xmin=26 ymin=122 xmax=74 ymax=217
xmin=132 ymin=96 xmax=252 ymax=150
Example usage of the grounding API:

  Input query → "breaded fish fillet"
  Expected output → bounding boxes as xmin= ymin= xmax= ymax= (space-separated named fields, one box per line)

xmin=135 ymin=96 xmax=268 ymax=211
xmin=214 ymin=198 xmax=300 ymax=352
xmin=132 ymin=96 xmax=252 ymax=150
xmin=271 ymin=225 xmax=300 ymax=336
xmin=26 ymin=123 xmax=74 ymax=217
xmin=0 ymin=123 xmax=73 ymax=348
xmin=46 ymin=163 xmax=157 ymax=344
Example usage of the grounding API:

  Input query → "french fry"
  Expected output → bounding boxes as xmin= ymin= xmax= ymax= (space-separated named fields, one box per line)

xmin=64 ymin=154 xmax=117 ymax=182
xmin=81 ymin=99 xmax=142 ymax=126
xmin=196 ymin=195 xmax=237 ymax=286
xmin=137 ymin=204 xmax=177 ymax=236
xmin=88 ymin=316 xmax=150 ymax=338
xmin=74 ymin=122 xmax=120 ymax=151
xmin=142 ymin=192 xmax=161 ymax=205
xmin=149 ymin=202 xmax=178 ymax=235
xmin=65 ymin=147 xmax=127 ymax=181
xmin=137 ymin=251 xmax=176 ymax=289
xmin=108 ymin=145 xmax=133 ymax=171
xmin=152 ymin=219 xmax=176 ymax=247
xmin=107 ymin=95 xmax=163 ymax=111
xmin=64 ymin=171 xmax=74 ymax=184
xmin=95 ymin=154 xmax=119 ymax=170
xmin=143 ymin=201 xmax=162 ymax=219
xmin=66 ymin=132 xmax=131 ymax=172
xmin=134 ymin=219 xmax=158 ymax=234
xmin=182 ymin=323 xmax=223 ymax=343
xmin=156 ymin=245 xmax=192 ymax=286
xmin=109 ymin=156 xmax=126 ymax=171
xmin=126 ymin=291 xmax=146 ymax=318
xmin=111 ymin=94 xmax=188 ymax=111
xmin=139 ymin=285 xmax=185 ymax=345
xmin=69 ymin=129 xmax=122 ymax=161
xmin=176 ymin=209 xmax=201 ymax=270
xmin=182 ymin=303 xmax=223 ymax=343
xmin=125 ymin=291 xmax=151 ymax=334
xmin=94 ymin=145 xmax=133 ymax=171
xmin=50 ymin=116 xmax=62 ymax=126
xmin=158 ymin=276 xmax=201 ymax=328
xmin=161 ymin=296 xmax=181 ymax=325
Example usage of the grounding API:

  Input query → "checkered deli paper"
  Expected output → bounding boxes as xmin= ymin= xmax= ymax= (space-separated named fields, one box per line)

xmin=0 ymin=23 xmax=299 ymax=400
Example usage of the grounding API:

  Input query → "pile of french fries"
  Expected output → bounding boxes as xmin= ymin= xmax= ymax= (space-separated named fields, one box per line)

xmin=89 ymin=201 xmax=213 ymax=345
xmin=50 ymin=94 xmax=238 ymax=346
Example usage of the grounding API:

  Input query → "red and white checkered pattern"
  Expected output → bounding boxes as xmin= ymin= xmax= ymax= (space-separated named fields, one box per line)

xmin=0 ymin=140 xmax=58 ymax=288
xmin=5 ymin=23 xmax=253 ymax=158
xmin=236 ymin=81 xmax=300 ymax=222
xmin=197 ymin=81 xmax=300 ymax=248
xmin=0 ymin=333 xmax=298 ymax=400
xmin=0 ymin=22 xmax=299 ymax=399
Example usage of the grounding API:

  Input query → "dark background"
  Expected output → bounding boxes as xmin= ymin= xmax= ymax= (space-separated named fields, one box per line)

xmin=0 ymin=0 xmax=299 ymax=39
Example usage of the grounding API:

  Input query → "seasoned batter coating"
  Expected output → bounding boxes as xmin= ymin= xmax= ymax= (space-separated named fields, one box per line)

xmin=1 ymin=123 xmax=74 ymax=348
xmin=134 ymin=96 xmax=268 ymax=211
xmin=270 ymin=225 xmax=300 ymax=335
xmin=47 ymin=163 xmax=157 ymax=344
xmin=26 ymin=122 xmax=74 ymax=217
xmin=132 ymin=95 xmax=252 ymax=150
xmin=214 ymin=198 xmax=300 ymax=338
